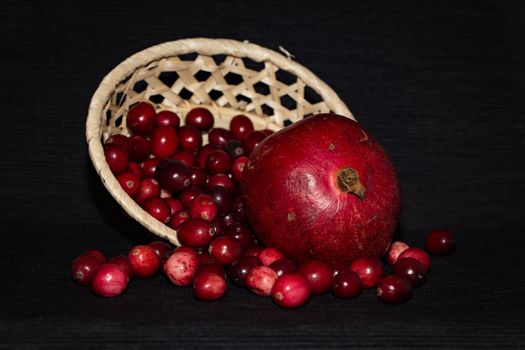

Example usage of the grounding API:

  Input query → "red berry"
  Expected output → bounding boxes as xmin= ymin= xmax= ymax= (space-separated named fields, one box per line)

xmin=151 ymin=126 xmax=178 ymax=159
xmin=178 ymin=125 xmax=202 ymax=152
xmin=130 ymin=135 xmax=151 ymax=162
xmin=425 ymin=229 xmax=456 ymax=256
xmin=168 ymin=210 xmax=190 ymax=229
xmin=349 ymin=257 xmax=384 ymax=288
xmin=108 ymin=255 xmax=133 ymax=279
xmin=329 ymin=261 xmax=348 ymax=278
xmin=128 ymin=245 xmax=160 ymax=278
xmin=196 ymin=251 xmax=214 ymax=265
xmin=231 ymin=156 xmax=248 ymax=182
xmin=197 ymin=144 xmax=220 ymax=169
xmin=195 ymin=262 xmax=226 ymax=280
xmin=211 ymin=218 xmax=228 ymax=236
xmin=261 ymin=129 xmax=274 ymax=136
xmin=188 ymin=166 xmax=208 ymax=189
xmin=72 ymin=253 xmax=104 ymax=286
xmin=104 ymin=144 xmax=129 ymax=175
xmin=224 ymin=140 xmax=246 ymax=159
xmin=128 ymin=161 xmax=144 ymax=181
xmin=258 ymin=247 xmax=284 ymax=266
xmin=179 ymin=186 xmax=204 ymax=209
xmin=177 ymin=218 xmax=215 ymax=248
xmin=141 ymin=197 xmax=171 ymax=223
xmin=331 ymin=270 xmax=362 ymax=299
xmin=271 ymin=273 xmax=310 ymax=308
xmin=126 ymin=102 xmax=156 ymax=135
xmin=377 ymin=275 xmax=412 ymax=304
xmin=156 ymin=110 xmax=180 ymax=128
xmin=105 ymin=134 xmax=133 ymax=156
xmin=117 ymin=171 xmax=140 ymax=197
xmin=225 ymin=223 xmax=253 ymax=250
xmin=207 ymin=174 xmax=235 ymax=191
xmin=190 ymin=195 xmax=218 ymax=222
xmin=210 ymin=187 xmax=234 ymax=218
xmin=246 ymin=265 xmax=278 ymax=296
xmin=230 ymin=114 xmax=254 ymax=140
xmin=147 ymin=240 xmax=172 ymax=258
xmin=208 ymin=127 xmax=234 ymax=148
xmin=135 ymin=178 xmax=161 ymax=205
xmin=227 ymin=255 xmax=262 ymax=287
xmin=242 ymin=130 xmax=266 ymax=155
xmin=206 ymin=150 xmax=232 ymax=175
xmin=208 ymin=236 xmax=243 ymax=266
xmin=398 ymin=248 xmax=431 ymax=272
xmin=185 ymin=107 xmax=215 ymax=132
xmin=245 ymin=245 xmax=263 ymax=257
xmin=91 ymin=263 xmax=129 ymax=297
xmin=231 ymin=196 xmax=246 ymax=223
xmin=392 ymin=258 xmax=427 ymax=288
xmin=83 ymin=249 xmax=107 ymax=263
xmin=172 ymin=150 xmax=197 ymax=167
xmin=141 ymin=157 xmax=161 ymax=178
xmin=386 ymin=241 xmax=410 ymax=266
xmin=154 ymin=159 xmax=191 ymax=193
xmin=193 ymin=273 xmax=227 ymax=301
xmin=269 ymin=258 xmax=297 ymax=277
xmin=164 ymin=249 xmax=199 ymax=286
xmin=165 ymin=197 xmax=183 ymax=215
xmin=297 ymin=260 xmax=333 ymax=295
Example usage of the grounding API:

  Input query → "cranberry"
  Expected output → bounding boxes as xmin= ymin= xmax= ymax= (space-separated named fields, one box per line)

xmin=128 ymin=245 xmax=160 ymax=278
xmin=141 ymin=157 xmax=161 ymax=178
xmin=188 ymin=166 xmax=208 ymax=189
xmin=331 ymin=270 xmax=362 ymax=299
xmin=126 ymin=102 xmax=156 ymax=135
xmin=174 ymin=246 xmax=199 ymax=257
xmin=298 ymin=260 xmax=333 ymax=295
xmin=349 ymin=257 xmax=384 ymax=288
xmin=185 ymin=107 xmax=215 ymax=132
xmin=193 ymin=273 xmax=227 ymax=301
xmin=195 ymin=262 xmax=226 ymax=280
xmin=179 ymin=186 xmax=204 ymax=209
xmin=135 ymin=178 xmax=161 ymax=204
xmin=211 ymin=218 xmax=228 ymax=236
xmin=209 ymin=187 xmax=233 ymax=218
xmin=270 ymin=258 xmax=297 ymax=277
xmin=141 ymin=197 xmax=171 ymax=223
xmin=105 ymin=134 xmax=133 ymax=156
xmin=224 ymin=140 xmax=246 ymax=159
xmin=242 ymin=130 xmax=266 ymax=155
xmin=178 ymin=125 xmax=202 ymax=152
xmin=208 ymin=236 xmax=243 ymax=266
xmin=398 ymin=248 xmax=431 ymax=272
xmin=261 ymin=129 xmax=274 ymax=136
xmin=225 ymin=223 xmax=253 ymax=250
xmin=207 ymin=174 xmax=235 ymax=191
xmin=104 ymin=144 xmax=129 ymax=175
xmin=258 ymin=247 xmax=284 ymax=266
xmin=83 ymin=249 xmax=107 ymax=262
xmin=246 ymin=266 xmax=278 ymax=296
xmin=108 ymin=255 xmax=133 ymax=279
xmin=386 ymin=241 xmax=410 ymax=266
xmin=231 ymin=196 xmax=246 ymax=223
xmin=172 ymin=150 xmax=197 ymax=167
xmin=129 ymin=135 xmax=151 ymax=162
xmin=72 ymin=253 xmax=103 ymax=286
xmin=206 ymin=150 xmax=232 ymax=175
xmin=165 ymin=197 xmax=183 ymax=214
xmin=116 ymin=171 xmax=140 ymax=197
xmin=208 ymin=127 xmax=234 ymax=148
xmin=231 ymin=156 xmax=248 ymax=182
xmin=227 ymin=255 xmax=262 ymax=287
xmin=150 ymin=126 xmax=178 ymax=159
xmin=128 ymin=161 xmax=144 ymax=181
xmin=147 ymin=240 xmax=172 ymax=258
xmin=190 ymin=195 xmax=218 ymax=222
xmin=330 ymin=261 xmax=348 ymax=278
xmin=177 ymin=218 xmax=215 ymax=248
xmin=377 ymin=275 xmax=412 ymax=304
xmin=392 ymin=258 xmax=427 ymax=288
xmin=425 ymin=229 xmax=456 ymax=256
xmin=169 ymin=210 xmax=190 ymax=229
xmin=271 ymin=273 xmax=310 ymax=308
xmin=230 ymin=114 xmax=254 ymax=140
xmin=164 ymin=249 xmax=199 ymax=286
xmin=155 ymin=159 xmax=191 ymax=193
xmin=222 ymin=213 xmax=236 ymax=226
xmin=197 ymin=144 xmax=220 ymax=169
xmin=196 ymin=251 xmax=214 ymax=265
xmin=156 ymin=110 xmax=180 ymax=128
xmin=91 ymin=263 xmax=129 ymax=298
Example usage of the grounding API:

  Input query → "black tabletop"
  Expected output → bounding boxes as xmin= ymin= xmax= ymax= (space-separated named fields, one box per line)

xmin=2 ymin=0 xmax=525 ymax=348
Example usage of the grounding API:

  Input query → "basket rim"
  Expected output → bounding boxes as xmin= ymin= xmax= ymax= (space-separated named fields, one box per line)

xmin=86 ymin=37 xmax=354 ymax=245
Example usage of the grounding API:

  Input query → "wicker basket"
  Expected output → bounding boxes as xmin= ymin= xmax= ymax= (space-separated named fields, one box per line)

xmin=86 ymin=38 xmax=354 ymax=246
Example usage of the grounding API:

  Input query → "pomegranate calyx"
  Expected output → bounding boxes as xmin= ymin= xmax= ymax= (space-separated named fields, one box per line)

xmin=337 ymin=167 xmax=365 ymax=200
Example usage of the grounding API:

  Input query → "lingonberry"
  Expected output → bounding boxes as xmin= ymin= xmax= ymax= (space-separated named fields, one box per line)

xmin=377 ymin=275 xmax=412 ymax=304
xmin=197 ymin=144 xmax=220 ymax=169
xmin=147 ymin=240 xmax=172 ymax=259
xmin=150 ymin=125 xmax=178 ymax=159
xmin=71 ymin=253 xmax=104 ymax=286
xmin=224 ymin=140 xmax=246 ymax=159
xmin=129 ymin=135 xmax=151 ymax=162
xmin=425 ymin=229 xmax=456 ymax=256
xmin=208 ymin=236 xmax=243 ymax=266
xmin=117 ymin=171 xmax=140 ymax=198
xmin=164 ymin=249 xmax=199 ymax=286
xmin=108 ymin=255 xmax=133 ymax=279
xmin=205 ymin=150 xmax=232 ymax=175
xmin=154 ymin=159 xmax=191 ymax=193
xmin=91 ymin=263 xmax=129 ymax=298
xmin=177 ymin=218 xmax=215 ymax=248
xmin=331 ymin=270 xmax=362 ymax=299
xmin=141 ymin=197 xmax=171 ymax=223
xmin=246 ymin=265 xmax=278 ymax=296
xmin=227 ymin=255 xmax=262 ymax=287
xmin=258 ymin=247 xmax=284 ymax=266
xmin=178 ymin=125 xmax=202 ymax=152
xmin=398 ymin=248 xmax=431 ymax=272
xmin=298 ymin=260 xmax=333 ymax=295
xmin=230 ymin=114 xmax=254 ymax=140
xmin=104 ymin=144 xmax=129 ymax=175
xmin=190 ymin=195 xmax=218 ymax=222
xmin=242 ymin=130 xmax=266 ymax=155
xmin=185 ymin=107 xmax=215 ymax=132
xmin=168 ymin=210 xmax=190 ymax=229
xmin=349 ymin=257 xmax=384 ymax=288
xmin=270 ymin=258 xmax=297 ymax=277
xmin=386 ymin=241 xmax=410 ymax=266
xmin=128 ymin=245 xmax=160 ymax=278
xmin=171 ymin=150 xmax=197 ymax=167
xmin=231 ymin=156 xmax=248 ymax=182
xmin=207 ymin=174 xmax=235 ymax=191
xmin=208 ymin=127 xmax=234 ymax=148
xmin=193 ymin=273 xmax=227 ymax=301
xmin=271 ymin=273 xmax=310 ymax=308
xmin=392 ymin=257 xmax=427 ymax=288
xmin=126 ymin=102 xmax=156 ymax=135
xmin=156 ymin=110 xmax=180 ymax=128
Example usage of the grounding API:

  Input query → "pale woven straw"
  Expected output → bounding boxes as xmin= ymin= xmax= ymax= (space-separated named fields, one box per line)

xmin=86 ymin=38 xmax=353 ymax=245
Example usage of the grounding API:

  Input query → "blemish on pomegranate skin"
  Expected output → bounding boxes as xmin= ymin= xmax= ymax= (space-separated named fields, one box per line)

xmin=328 ymin=143 xmax=336 ymax=151
xmin=358 ymin=130 xmax=369 ymax=143
xmin=287 ymin=211 xmax=296 ymax=222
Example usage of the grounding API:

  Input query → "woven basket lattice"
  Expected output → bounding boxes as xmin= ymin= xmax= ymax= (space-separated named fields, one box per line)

xmin=86 ymin=38 xmax=353 ymax=245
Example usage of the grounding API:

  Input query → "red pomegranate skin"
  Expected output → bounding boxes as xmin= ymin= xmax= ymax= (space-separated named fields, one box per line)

xmin=241 ymin=114 xmax=401 ymax=264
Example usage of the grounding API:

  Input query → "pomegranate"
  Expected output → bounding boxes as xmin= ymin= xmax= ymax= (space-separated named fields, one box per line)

xmin=242 ymin=114 xmax=401 ymax=264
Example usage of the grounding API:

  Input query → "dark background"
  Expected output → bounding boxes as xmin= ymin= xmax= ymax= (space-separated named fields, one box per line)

xmin=2 ymin=0 xmax=524 ymax=348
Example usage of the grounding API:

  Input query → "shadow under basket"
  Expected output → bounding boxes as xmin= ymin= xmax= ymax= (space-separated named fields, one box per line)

xmin=86 ymin=37 xmax=354 ymax=246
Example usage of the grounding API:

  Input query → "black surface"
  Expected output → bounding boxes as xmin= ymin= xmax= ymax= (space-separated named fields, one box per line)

xmin=2 ymin=0 xmax=525 ymax=348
